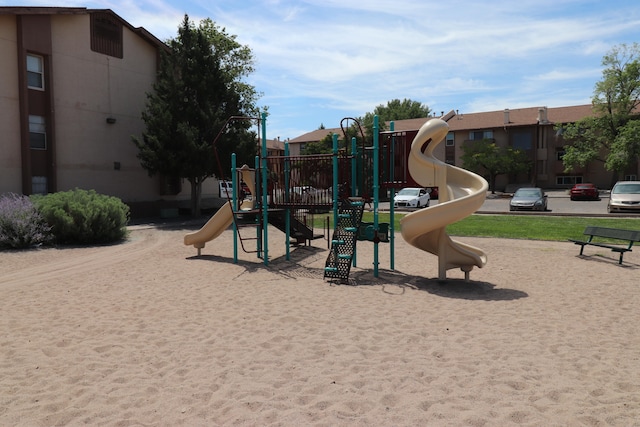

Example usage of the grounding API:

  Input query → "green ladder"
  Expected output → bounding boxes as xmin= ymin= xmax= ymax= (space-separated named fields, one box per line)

xmin=324 ymin=198 xmax=365 ymax=283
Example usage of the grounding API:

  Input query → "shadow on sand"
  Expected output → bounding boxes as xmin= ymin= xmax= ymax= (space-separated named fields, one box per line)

xmin=185 ymin=244 xmax=328 ymax=277
xmin=347 ymin=269 xmax=528 ymax=301
xmin=187 ymin=245 xmax=527 ymax=302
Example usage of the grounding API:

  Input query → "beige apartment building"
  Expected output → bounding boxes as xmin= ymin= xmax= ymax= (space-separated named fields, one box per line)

xmin=1 ymin=7 xmax=199 ymax=216
xmin=0 ymin=7 xmax=284 ymax=216
xmin=289 ymin=105 xmax=639 ymax=191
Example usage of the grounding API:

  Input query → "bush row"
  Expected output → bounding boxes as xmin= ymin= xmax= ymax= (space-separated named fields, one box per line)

xmin=0 ymin=189 xmax=129 ymax=249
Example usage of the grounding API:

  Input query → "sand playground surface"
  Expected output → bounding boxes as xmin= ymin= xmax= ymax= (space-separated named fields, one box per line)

xmin=1 ymin=220 xmax=640 ymax=426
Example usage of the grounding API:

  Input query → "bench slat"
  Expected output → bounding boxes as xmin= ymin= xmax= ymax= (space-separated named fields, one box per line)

xmin=584 ymin=226 xmax=640 ymax=242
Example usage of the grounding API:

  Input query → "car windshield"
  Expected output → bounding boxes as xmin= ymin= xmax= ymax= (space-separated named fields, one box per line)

xmin=575 ymin=184 xmax=592 ymax=189
xmin=398 ymin=188 xmax=420 ymax=196
xmin=613 ymin=183 xmax=640 ymax=194
xmin=515 ymin=189 xmax=541 ymax=197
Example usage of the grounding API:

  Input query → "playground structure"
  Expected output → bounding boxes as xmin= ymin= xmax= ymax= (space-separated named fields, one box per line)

xmin=184 ymin=114 xmax=488 ymax=281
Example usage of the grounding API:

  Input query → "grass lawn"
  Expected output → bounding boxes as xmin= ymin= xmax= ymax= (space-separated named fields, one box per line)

xmin=357 ymin=212 xmax=640 ymax=242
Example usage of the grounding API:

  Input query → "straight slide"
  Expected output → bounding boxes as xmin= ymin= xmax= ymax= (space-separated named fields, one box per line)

xmin=184 ymin=165 xmax=257 ymax=254
xmin=184 ymin=202 xmax=234 ymax=252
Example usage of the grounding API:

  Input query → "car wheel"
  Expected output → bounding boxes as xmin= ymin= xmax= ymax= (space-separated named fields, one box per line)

xmin=425 ymin=200 xmax=430 ymax=207
xmin=416 ymin=202 xmax=421 ymax=208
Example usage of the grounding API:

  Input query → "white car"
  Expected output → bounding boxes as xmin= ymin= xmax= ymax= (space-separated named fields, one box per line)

xmin=393 ymin=187 xmax=430 ymax=209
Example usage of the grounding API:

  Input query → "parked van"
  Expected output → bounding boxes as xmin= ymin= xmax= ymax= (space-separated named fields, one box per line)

xmin=219 ymin=180 xmax=233 ymax=198
xmin=219 ymin=180 xmax=251 ymax=199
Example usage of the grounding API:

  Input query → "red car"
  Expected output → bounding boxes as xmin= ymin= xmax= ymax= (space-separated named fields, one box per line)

xmin=570 ymin=183 xmax=599 ymax=201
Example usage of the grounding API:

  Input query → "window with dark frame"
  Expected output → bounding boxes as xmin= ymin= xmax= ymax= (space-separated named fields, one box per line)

xmin=90 ymin=12 xmax=123 ymax=58
xmin=556 ymin=176 xmax=582 ymax=186
xmin=469 ymin=130 xmax=493 ymax=140
xmin=26 ymin=54 xmax=44 ymax=90
xmin=29 ymin=115 xmax=46 ymax=150
xmin=445 ymin=132 xmax=454 ymax=146
xmin=32 ymin=176 xmax=47 ymax=195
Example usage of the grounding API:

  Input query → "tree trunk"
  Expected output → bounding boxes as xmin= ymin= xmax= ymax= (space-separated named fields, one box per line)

xmin=189 ymin=177 xmax=203 ymax=217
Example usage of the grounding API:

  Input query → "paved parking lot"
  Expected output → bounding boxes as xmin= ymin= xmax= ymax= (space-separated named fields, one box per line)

xmin=381 ymin=189 xmax=638 ymax=217
xmin=478 ymin=190 xmax=611 ymax=216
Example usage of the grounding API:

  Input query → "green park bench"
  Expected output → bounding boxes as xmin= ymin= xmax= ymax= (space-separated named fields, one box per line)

xmin=569 ymin=226 xmax=640 ymax=265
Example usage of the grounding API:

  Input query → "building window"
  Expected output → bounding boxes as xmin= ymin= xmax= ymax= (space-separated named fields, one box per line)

xmin=29 ymin=115 xmax=46 ymax=150
xmin=469 ymin=130 xmax=493 ymax=140
xmin=26 ymin=54 xmax=44 ymax=90
xmin=446 ymin=132 xmax=454 ymax=146
xmin=32 ymin=176 xmax=47 ymax=194
xmin=556 ymin=149 xmax=565 ymax=161
xmin=512 ymin=131 xmax=532 ymax=151
xmin=625 ymin=175 xmax=638 ymax=181
xmin=91 ymin=12 xmax=123 ymax=58
xmin=556 ymin=176 xmax=582 ymax=186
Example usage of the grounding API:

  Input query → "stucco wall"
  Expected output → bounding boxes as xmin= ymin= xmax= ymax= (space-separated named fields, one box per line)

xmin=49 ymin=15 xmax=162 ymax=202
xmin=0 ymin=15 xmax=22 ymax=195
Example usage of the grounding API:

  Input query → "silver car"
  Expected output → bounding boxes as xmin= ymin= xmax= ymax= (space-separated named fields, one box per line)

xmin=608 ymin=181 xmax=640 ymax=213
xmin=509 ymin=187 xmax=548 ymax=211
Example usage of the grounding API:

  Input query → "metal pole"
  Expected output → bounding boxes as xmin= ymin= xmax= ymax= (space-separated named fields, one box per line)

xmin=254 ymin=155 xmax=261 ymax=258
xmin=232 ymin=153 xmax=238 ymax=264
xmin=389 ymin=120 xmax=395 ymax=270
xmin=261 ymin=112 xmax=268 ymax=266
xmin=373 ymin=115 xmax=379 ymax=277
xmin=351 ymin=136 xmax=358 ymax=267
xmin=332 ymin=134 xmax=339 ymax=229
xmin=284 ymin=141 xmax=291 ymax=260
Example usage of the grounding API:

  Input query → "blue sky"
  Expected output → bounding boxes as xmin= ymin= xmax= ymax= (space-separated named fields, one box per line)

xmin=7 ymin=0 xmax=640 ymax=140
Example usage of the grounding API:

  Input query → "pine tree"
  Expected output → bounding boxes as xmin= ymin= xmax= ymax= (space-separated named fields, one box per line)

xmin=133 ymin=15 xmax=261 ymax=216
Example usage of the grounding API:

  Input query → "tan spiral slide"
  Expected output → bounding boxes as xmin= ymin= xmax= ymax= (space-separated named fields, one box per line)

xmin=400 ymin=119 xmax=489 ymax=280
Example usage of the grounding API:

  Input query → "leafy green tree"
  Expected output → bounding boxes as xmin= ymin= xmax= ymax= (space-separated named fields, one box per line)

xmin=303 ymin=137 xmax=333 ymax=154
xmin=303 ymin=99 xmax=431 ymax=155
xmin=133 ymin=15 xmax=261 ymax=216
xmin=461 ymin=139 xmax=532 ymax=193
xmin=360 ymin=98 xmax=432 ymax=139
xmin=560 ymin=43 xmax=640 ymax=183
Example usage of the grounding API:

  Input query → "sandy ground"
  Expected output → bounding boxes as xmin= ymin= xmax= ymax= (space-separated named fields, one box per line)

xmin=1 ymin=221 xmax=640 ymax=426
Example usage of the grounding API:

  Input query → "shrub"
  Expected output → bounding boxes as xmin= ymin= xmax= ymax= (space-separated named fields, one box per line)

xmin=0 ymin=193 xmax=53 ymax=249
xmin=34 ymin=189 xmax=130 ymax=244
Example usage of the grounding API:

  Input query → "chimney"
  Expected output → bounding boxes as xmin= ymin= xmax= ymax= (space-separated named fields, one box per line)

xmin=441 ymin=109 xmax=456 ymax=122
xmin=537 ymin=106 xmax=548 ymax=124
xmin=503 ymin=109 xmax=510 ymax=124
